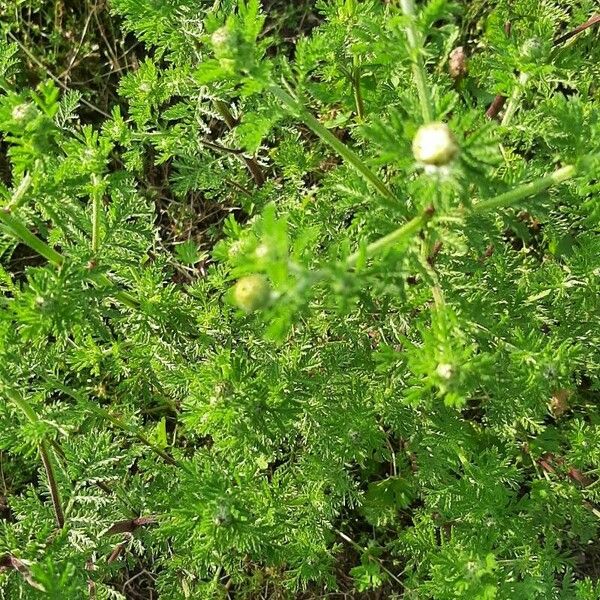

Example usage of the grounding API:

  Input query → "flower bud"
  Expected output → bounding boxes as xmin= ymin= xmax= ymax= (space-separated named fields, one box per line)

xmin=11 ymin=103 xmax=38 ymax=126
xmin=213 ymin=503 xmax=232 ymax=527
xmin=436 ymin=363 xmax=454 ymax=380
xmin=211 ymin=26 xmax=238 ymax=60
xmin=448 ymin=46 xmax=468 ymax=80
xmin=255 ymin=244 xmax=271 ymax=260
xmin=233 ymin=274 xmax=271 ymax=313
xmin=520 ymin=37 xmax=544 ymax=62
xmin=412 ymin=122 xmax=459 ymax=167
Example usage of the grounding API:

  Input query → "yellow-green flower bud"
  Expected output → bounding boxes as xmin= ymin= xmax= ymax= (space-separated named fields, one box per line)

xmin=233 ymin=275 xmax=271 ymax=313
xmin=412 ymin=122 xmax=459 ymax=167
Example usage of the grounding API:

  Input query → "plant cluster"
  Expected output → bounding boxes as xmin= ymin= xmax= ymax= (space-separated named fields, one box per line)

xmin=0 ymin=0 xmax=599 ymax=598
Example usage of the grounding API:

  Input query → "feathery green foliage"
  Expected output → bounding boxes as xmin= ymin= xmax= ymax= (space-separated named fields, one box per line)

xmin=0 ymin=0 xmax=599 ymax=598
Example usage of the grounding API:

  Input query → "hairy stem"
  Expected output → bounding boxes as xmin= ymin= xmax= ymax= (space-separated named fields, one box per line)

xmin=501 ymin=71 xmax=530 ymax=127
xmin=471 ymin=165 xmax=576 ymax=213
xmin=399 ymin=0 xmax=434 ymax=123
xmin=4 ymin=173 xmax=32 ymax=212
xmin=270 ymin=84 xmax=397 ymax=205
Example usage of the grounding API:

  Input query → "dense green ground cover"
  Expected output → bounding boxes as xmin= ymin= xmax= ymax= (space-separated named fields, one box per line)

xmin=0 ymin=0 xmax=599 ymax=598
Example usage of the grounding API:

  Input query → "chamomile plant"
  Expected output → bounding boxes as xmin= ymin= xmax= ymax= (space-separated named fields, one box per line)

xmin=0 ymin=0 xmax=599 ymax=598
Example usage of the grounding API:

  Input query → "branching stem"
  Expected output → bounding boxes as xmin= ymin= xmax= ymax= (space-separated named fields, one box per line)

xmin=399 ymin=0 xmax=434 ymax=123
xmin=345 ymin=163 xmax=577 ymax=268
xmin=471 ymin=165 xmax=576 ymax=213
xmin=56 ymin=383 xmax=192 ymax=474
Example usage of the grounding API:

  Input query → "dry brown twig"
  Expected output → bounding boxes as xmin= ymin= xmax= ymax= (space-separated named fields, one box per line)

xmin=0 ymin=554 xmax=45 ymax=592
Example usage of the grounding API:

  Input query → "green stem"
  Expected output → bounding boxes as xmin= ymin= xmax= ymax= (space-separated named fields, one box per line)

xmin=213 ymin=99 xmax=238 ymax=129
xmin=335 ymin=528 xmax=404 ymax=587
xmin=399 ymin=0 xmax=434 ymax=123
xmin=0 ymin=211 xmax=137 ymax=308
xmin=420 ymin=236 xmax=445 ymax=308
xmin=501 ymin=71 xmax=530 ymax=127
xmin=0 ymin=206 xmax=137 ymax=308
xmin=89 ymin=272 xmax=140 ymax=310
xmin=345 ymin=164 xmax=576 ymax=270
xmin=0 ymin=209 xmax=64 ymax=266
xmin=4 ymin=173 xmax=32 ymax=212
xmin=93 ymin=404 xmax=181 ymax=468
xmin=471 ymin=165 xmax=576 ymax=213
xmin=91 ymin=177 xmax=102 ymax=254
xmin=39 ymin=442 xmax=66 ymax=528
xmin=3 ymin=387 xmax=65 ymax=528
xmin=346 ymin=207 xmax=434 ymax=267
xmin=3 ymin=386 xmax=40 ymax=424
xmin=269 ymin=84 xmax=397 ymax=205
xmin=352 ymin=58 xmax=365 ymax=120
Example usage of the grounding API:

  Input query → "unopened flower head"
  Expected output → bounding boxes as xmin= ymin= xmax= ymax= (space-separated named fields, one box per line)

xmin=412 ymin=122 xmax=459 ymax=168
